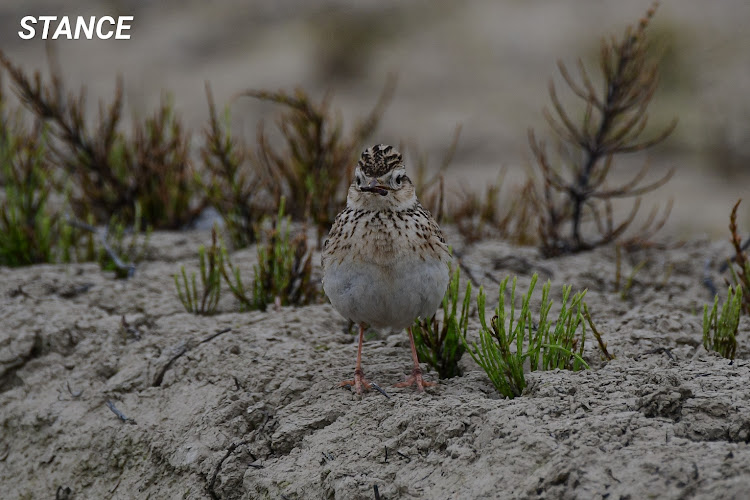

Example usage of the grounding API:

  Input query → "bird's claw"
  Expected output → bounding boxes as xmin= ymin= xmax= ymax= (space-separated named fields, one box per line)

xmin=394 ymin=368 xmax=436 ymax=392
xmin=340 ymin=369 xmax=372 ymax=395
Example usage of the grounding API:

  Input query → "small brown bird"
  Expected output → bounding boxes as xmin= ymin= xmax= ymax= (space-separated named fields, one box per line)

xmin=322 ymin=145 xmax=451 ymax=394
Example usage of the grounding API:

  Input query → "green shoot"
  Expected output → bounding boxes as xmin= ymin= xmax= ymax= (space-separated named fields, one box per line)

xmin=620 ymin=259 xmax=647 ymax=300
xmin=251 ymin=198 xmax=315 ymax=310
xmin=174 ymin=228 xmax=222 ymax=315
xmin=219 ymin=198 xmax=316 ymax=311
xmin=463 ymin=274 xmax=593 ymax=399
xmin=412 ymin=266 xmax=471 ymax=379
xmin=703 ymin=285 xmax=742 ymax=360
xmin=220 ymin=245 xmax=254 ymax=312
xmin=0 ymin=118 xmax=79 ymax=266
xmin=99 ymin=203 xmax=152 ymax=278
xmin=201 ymin=84 xmax=271 ymax=249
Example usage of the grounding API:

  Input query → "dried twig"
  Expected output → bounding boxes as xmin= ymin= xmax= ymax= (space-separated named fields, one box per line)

xmin=584 ymin=304 xmax=615 ymax=361
xmin=66 ymin=218 xmax=135 ymax=278
xmin=152 ymin=327 xmax=232 ymax=387
xmin=201 ymin=327 xmax=233 ymax=344
xmin=207 ymin=440 xmax=251 ymax=500
xmin=644 ymin=346 xmax=674 ymax=360
xmin=105 ymin=400 xmax=136 ymax=425
xmin=370 ymin=382 xmax=390 ymax=399
xmin=726 ymin=200 xmax=750 ymax=314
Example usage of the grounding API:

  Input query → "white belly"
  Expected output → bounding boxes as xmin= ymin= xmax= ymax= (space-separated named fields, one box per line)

xmin=323 ymin=257 xmax=450 ymax=332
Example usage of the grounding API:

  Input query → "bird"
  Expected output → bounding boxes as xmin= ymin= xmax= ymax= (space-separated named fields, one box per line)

xmin=322 ymin=144 xmax=451 ymax=394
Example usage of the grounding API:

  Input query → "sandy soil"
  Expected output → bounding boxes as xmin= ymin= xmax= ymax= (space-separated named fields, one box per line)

xmin=1 ymin=229 xmax=749 ymax=499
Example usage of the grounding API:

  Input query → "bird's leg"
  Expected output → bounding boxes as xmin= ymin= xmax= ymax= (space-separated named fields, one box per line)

xmin=340 ymin=323 xmax=372 ymax=394
xmin=395 ymin=327 xmax=436 ymax=391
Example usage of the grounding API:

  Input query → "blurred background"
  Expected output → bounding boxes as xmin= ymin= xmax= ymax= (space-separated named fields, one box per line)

xmin=1 ymin=0 xmax=748 ymax=239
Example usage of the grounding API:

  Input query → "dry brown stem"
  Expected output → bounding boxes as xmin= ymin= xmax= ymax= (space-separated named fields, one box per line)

xmin=728 ymin=199 xmax=750 ymax=314
xmin=237 ymin=77 xmax=395 ymax=246
xmin=529 ymin=3 xmax=676 ymax=256
xmin=0 ymin=48 xmax=203 ymax=229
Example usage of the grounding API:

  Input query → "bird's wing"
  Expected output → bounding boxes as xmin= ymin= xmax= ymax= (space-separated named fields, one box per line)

xmin=321 ymin=207 xmax=352 ymax=271
xmin=415 ymin=203 xmax=451 ymax=261
xmin=413 ymin=204 xmax=444 ymax=243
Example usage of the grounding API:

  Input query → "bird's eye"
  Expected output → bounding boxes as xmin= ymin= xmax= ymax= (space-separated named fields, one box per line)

xmin=394 ymin=175 xmax=403 ymax=186
xmin=355 ymin=176 xmax=363 ymax=186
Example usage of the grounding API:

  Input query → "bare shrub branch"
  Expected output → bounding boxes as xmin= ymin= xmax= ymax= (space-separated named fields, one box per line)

xmin=529 ymin=2 xmax=677 ymax=256
xmin=0 ymin=48 xmax=204 ymax=229
xmin=236 ymin=76 xmax=395 ymax=246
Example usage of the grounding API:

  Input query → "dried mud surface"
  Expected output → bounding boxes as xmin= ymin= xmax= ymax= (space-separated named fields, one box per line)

xmin=1 ymin=231 xmax=749 ymax=499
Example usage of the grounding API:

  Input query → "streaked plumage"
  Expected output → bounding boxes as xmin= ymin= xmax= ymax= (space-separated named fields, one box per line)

xmin=322 ymin=144 xmax=451 ymax=394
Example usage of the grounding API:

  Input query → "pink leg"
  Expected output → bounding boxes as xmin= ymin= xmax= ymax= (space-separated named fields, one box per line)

xmin=394 ymin=327 xmax=436 ymax=391
xmin=340 ymin=324 xmax=372 ymax=394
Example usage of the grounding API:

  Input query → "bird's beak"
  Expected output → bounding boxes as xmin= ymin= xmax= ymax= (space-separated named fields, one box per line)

xmin=360 ymin=178 xmax=389 ymax=196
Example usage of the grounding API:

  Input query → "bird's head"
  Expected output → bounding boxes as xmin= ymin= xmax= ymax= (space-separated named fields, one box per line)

xmin=348 ymin=144 xmax=416 ymax=210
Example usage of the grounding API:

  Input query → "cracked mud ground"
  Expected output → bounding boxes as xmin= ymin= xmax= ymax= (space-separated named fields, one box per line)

xmin=1 ymin=232 xmax=749 ymax=499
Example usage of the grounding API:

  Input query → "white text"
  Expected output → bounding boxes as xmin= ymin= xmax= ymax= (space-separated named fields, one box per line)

xmin=18 ymin=16 xmax=133 ymax=40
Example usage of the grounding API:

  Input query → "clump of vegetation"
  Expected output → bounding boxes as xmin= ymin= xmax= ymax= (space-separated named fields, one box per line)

xmin=727 ymin=200 xmax=750 ymax=315
xmin=175 ymin=228 xmax=222 ymax=315
xmin=249 ymin=199 xmax=315 ymax=310
xmin=175 ymin=199 xmax=317 ymax=313
xmin=464 ymin=274 xmax=602 ymax=399
xmin=703 ymin=199 xmax=750 ymax=360
xmin=528 ymin=3 xmax=677 ymax=257
xmin=0 ymin=75 xmax=154 ymax=273
xmin=0 ymin=84 xmax=82 ymax=267
xmin=613 ymin=245 xmax=648 ymax=300
xmin=0 ymin=49 xmax=205 ymax=229
xmin=1 ymin=123 xmax=53 ymax=266
xmin=240 ymin=79 xmax=394 ymax=244
xmin=64 ymin=203 xmax=151 ymax=279
xmin=583 ymin=303 xmax=615 ymax=361
xmin=201 ymin=84 xmax=272 ymax=249
xmin=451 ymin=176 xmax=538 ymax=246
xmin=412 ymin=266 xmax=471 ymax=379
xmin=409 ymin=126 xmax=462 ymax=224
xmin=703 ymin=285 xmax=742 ymax=360
xmin=98 ymin=206 xmax=151 ymax=277
xmin=410 ymin=129 xmax=538 ymax=246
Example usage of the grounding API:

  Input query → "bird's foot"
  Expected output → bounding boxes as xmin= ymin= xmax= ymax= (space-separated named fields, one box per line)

xmin=340 ymin=369 xmax=372 ymax=395
xmin=394 ymin=367 xmax=436 ymax=392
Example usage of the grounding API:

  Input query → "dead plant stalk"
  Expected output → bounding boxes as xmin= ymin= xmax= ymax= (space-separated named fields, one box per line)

xmin=529 ymin=2 xmax=677 ymax=256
